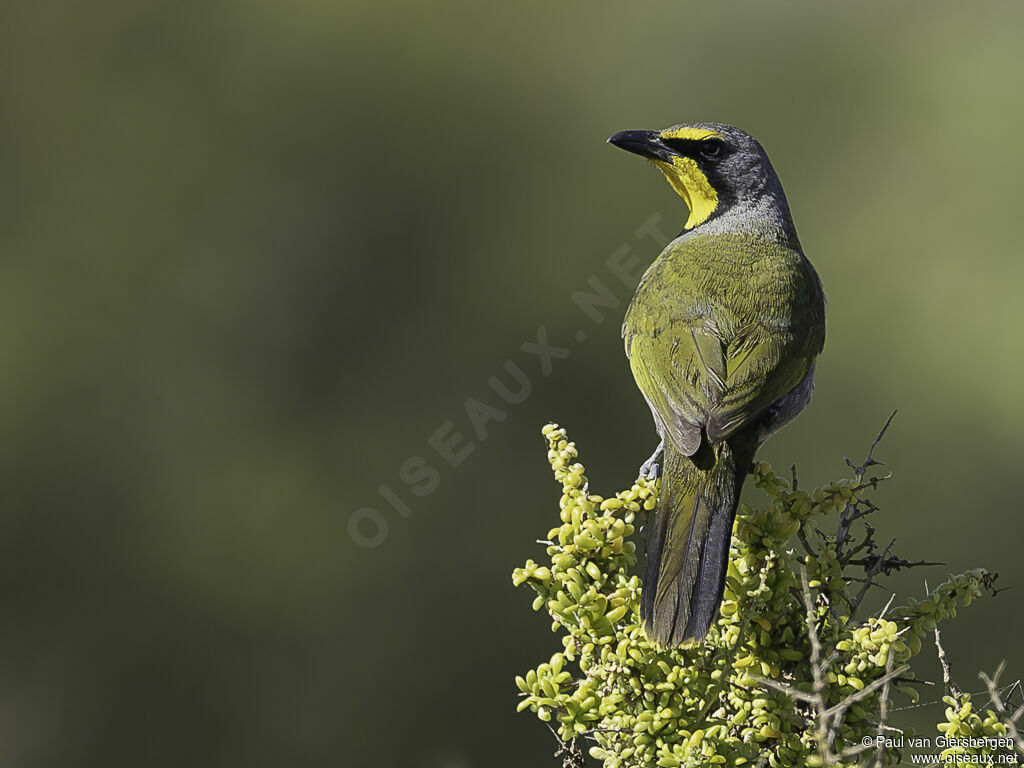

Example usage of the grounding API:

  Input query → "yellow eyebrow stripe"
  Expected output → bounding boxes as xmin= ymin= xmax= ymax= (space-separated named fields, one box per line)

xmin=659 ymin=127 xmax=723 ymax=141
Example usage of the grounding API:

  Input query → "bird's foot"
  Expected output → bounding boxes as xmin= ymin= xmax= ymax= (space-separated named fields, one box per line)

xmin=639 ymin=440 xmax=664 ymax=481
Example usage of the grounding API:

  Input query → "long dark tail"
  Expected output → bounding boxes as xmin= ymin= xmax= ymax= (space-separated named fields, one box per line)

xmin=641 ymin=432 xmax=758 ymax=646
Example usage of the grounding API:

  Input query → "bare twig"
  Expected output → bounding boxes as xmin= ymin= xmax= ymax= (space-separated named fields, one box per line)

xmin=847 ymin=554 xmax=945 ymax=573
xmin=980 ymin=663 xmax=1024 ymax=756
xmin=933 ymin=626 xmax=962 ymax=698
xmin=843 ymin=410 xmax=897 ymax=477
xmin=876 ymin=654 xmax=894 ymax=767
xmin=548 ymin=726 xmax=584 ymax=768
xmin=877 ymin=593 xmax=896 ymax=621
xmin=750 ymin=568 xmax=905 ymax=766
xmin=799 ymin=570 xmax=831 ymax=757
xmin=836 ymin=413 xmax=895 ymax=544
xmin=849 ymin=539 xmax=897 ymax=616
xmin=797 ymin=525 xmax=818 ymax=558
xmin=824 ymin=661 xmax=908 ymax=720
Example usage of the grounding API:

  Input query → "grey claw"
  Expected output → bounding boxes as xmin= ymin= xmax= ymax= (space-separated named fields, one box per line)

xmin=639 ymin=439 xmax=664 ymax=480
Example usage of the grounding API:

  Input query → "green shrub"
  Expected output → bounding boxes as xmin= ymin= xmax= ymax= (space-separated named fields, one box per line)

xmin=513 ymin=424 xmax=1000 ymax=767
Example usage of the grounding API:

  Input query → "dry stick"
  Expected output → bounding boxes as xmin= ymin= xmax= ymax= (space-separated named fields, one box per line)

xmin=831 ymin=659 xmax=909 ymax=764
xmin=847 ymin=554 xmax=945 ymax=573
xmin=849 ymin=538 xmax=897 ymax=616
xmin=877 ymin=593 xmax=897 ymax=621
xmin=549 ymin=725 xmax=584 ymax=768
xmin=980 ymin=662 xmax=1024 ymax=756
xmin=756 ymin=570 xmax=905 ymax=765
xmin=832 ymin=414 xmax=901 ymax=627
xmin=801 ymin=569 xmax=905 ymax=763
xmin=843 ymin=410 xmax=897 ymax=478
xmin=933 ymin=626 xmax=962 ymax=699
xmin=825 ymin=659 xmax=908 ymax=722
xmin=797 ymin=526 xmax=818 ymax=559
xmin=836 ymin=412 xmax=896 ymax=562
xmin=872 ymin=653 xmax=895 ymax=768
xmin=833 ymin=412 xmax=941 ymax=628
xmin=799 ymin=568 xmax=832 ymax=762
xmin=754 ymin=676 xmax=814 ymax=704
xmin=789 ymin=463 xmax=819 ymax=560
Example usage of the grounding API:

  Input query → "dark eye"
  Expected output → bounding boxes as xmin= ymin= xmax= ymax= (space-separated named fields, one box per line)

xmin=700 ymin=140 xmax=723 ymax=159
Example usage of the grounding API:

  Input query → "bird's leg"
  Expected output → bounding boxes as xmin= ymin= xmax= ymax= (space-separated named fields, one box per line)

xmin=639 ymin=439 xmax=664 ymax=480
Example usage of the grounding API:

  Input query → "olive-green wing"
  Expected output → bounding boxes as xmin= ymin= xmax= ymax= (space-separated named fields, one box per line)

xmin=624 ymin=250 xmax=824 ymax=451
xmin=626 ymin=314 xmax=725 ymax=456
xmin=705 ymin=320 xmax=821 ymax=442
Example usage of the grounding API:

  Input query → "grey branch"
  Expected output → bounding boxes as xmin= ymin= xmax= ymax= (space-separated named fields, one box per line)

xmin=980 ymin=662 xmax=1024 ymax=756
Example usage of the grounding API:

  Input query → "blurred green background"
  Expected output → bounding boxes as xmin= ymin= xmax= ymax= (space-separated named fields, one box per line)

xmin=2 ymin=1 xmax=1023 ymax=765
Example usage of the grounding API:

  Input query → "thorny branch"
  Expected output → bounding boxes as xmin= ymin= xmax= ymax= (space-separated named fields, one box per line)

xmin=981 ymin=663 xmax=1024 ymax=757
xmin=933 ymin=626 xmax=962 ymax=699
xmin=871 ymin=653 xmax=896 ymax=768
xmin=519 ymin=421 xmax=1004 ymax=768
xmin=752 ymin=568 xmax=907 ymax=766
xmin=835 ymin=411 xmax=895 ymax=567
xmin=549 ymin=726 xmax=585 ymax=768
xmin=795 ymin=412 xmax=942 ymax=620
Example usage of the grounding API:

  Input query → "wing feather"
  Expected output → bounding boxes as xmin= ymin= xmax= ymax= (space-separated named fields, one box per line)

xmin=624 ymin=235 xmax=825 ymax=448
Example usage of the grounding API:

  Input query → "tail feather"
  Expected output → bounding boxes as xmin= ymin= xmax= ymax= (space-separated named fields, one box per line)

xmin=641 ymin=433 xmax=757 ymax=646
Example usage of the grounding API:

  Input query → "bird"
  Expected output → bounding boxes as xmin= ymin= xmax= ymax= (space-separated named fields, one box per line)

xmin=608 ymin=122 xmax=825 ymax=646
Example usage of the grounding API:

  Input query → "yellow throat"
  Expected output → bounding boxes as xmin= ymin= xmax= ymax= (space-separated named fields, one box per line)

xmin=653 ymin=126 xmax=721 ymax=229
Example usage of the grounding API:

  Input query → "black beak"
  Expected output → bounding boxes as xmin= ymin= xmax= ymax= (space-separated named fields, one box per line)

xmin=607 ymin=129 xmax=669 ymax=161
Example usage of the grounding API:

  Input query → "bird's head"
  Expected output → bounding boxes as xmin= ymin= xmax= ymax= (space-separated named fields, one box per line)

xmin=608 ymin=122 xmax=785 ymax=231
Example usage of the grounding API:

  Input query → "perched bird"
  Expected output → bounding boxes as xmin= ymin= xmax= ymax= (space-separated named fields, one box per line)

xmin=608 ymin=123 xmax=825 ymax=646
